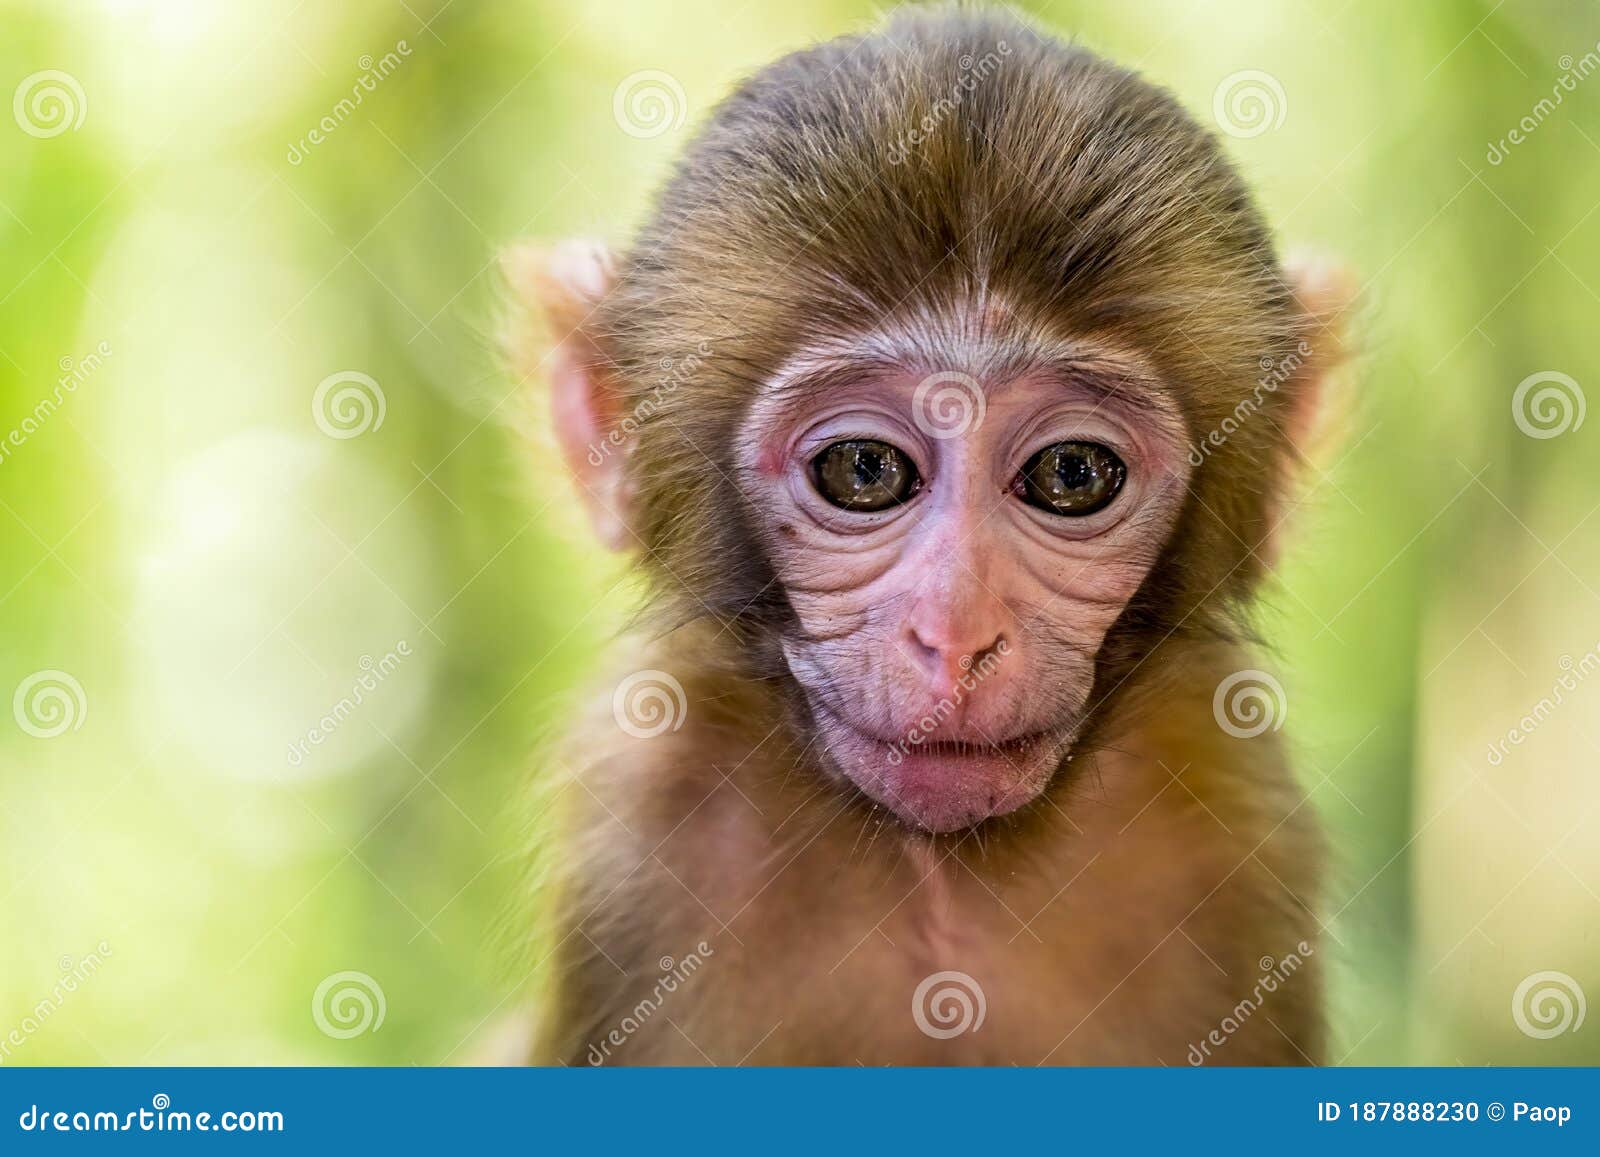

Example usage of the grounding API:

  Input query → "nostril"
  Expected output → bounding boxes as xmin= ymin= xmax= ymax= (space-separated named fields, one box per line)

xmin=970 ymin=633 xmax=1006 ymax=668
xmin=961 ymin=633 xmax=1008 ymax=677
xmin=905 ymin=626 xmax=942 ymax=671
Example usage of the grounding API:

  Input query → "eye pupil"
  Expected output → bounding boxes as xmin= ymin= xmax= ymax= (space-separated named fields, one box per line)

xmin=1017 ymin=441 xmax=1125 ymax=516
xmin=812 ymin=440 xmax=920 ymax=512
xmin=1057 ymin=454 xmax=1092 ymax=488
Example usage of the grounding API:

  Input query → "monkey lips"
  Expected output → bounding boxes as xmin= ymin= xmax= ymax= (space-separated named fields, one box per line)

xmin=813 ymin=705 xmax=1071 ymax=833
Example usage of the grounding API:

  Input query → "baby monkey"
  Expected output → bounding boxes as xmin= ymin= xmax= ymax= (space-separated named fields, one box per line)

xmin=503 ymin=5 xmax=1351 ymax=1065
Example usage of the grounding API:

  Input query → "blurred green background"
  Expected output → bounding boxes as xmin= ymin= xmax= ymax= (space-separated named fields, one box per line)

xmin=2 ymin=0 xmax=1597 ymax=1065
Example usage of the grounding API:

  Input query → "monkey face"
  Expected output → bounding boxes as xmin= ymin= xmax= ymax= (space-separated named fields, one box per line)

xmin=737 ymin=337 xmax=1193 ymax=832
xmin=530 ymin=4 xmax=1315 ymax=840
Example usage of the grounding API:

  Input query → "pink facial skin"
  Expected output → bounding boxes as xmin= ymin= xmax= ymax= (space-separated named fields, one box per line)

xmin=737 ymin=344 xmax=1192 ymax=833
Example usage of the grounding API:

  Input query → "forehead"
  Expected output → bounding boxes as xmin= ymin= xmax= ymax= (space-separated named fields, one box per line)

xmin=751 ymin=312 xmax=1184 ymax=429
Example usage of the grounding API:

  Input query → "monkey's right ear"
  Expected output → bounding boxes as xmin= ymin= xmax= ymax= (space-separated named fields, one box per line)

xmin=501 ymin=239 xmax=633 ymax=552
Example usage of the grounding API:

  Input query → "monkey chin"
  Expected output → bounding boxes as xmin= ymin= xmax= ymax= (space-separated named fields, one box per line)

xmin=816 ymin=711 xmax=1071 ymax=834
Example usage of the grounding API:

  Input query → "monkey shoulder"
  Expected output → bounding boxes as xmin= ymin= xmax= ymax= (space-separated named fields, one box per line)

xmin=1119 ymin=658 xmax=1326 ymax=1061
xmin=538 ymin=648 xmax=806 ymax=932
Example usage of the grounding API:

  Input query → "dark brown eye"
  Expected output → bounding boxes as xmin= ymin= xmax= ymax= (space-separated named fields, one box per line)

xmin=1016 ymin=441 xmax=1126 ymax=516
xmin=811 ymin=440 xmax=921 ymax=512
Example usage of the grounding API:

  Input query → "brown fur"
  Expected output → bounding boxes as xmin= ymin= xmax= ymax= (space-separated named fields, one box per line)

xmin=504 ymin=6 xmax=1336 ymax=1065
xmin=526 ymin=628 xmax=1322 ymax=1065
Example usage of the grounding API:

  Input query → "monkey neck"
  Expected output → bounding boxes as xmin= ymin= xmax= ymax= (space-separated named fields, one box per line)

xmin=891 ymin=832 xmax=967 ymax=963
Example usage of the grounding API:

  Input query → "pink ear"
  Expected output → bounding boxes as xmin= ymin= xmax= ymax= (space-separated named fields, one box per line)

xmin=548 ymin=339 xmax=633 ymax=551
xmin=1282 ymin=252 xmax=1359 ymax=459
xmin=502 ymin=239 xmax=633 ymax=551
xmin=1261 ymin=252 xmax=1359 ymax=569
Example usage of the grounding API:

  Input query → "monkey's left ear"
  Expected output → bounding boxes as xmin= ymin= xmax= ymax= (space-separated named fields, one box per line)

xmin=1265 ymin=252 xmax=1360 ymax=565
xmin=501 ymin=239 xmax=634 ymax=552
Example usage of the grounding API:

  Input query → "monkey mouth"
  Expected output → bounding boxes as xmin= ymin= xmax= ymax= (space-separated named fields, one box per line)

xmin=814 ymin=709 xmax=1070 ymax=834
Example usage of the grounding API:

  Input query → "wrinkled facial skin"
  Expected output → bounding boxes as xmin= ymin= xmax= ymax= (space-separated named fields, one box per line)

xmin=737 ymin=338 xmax=1193 ymax=833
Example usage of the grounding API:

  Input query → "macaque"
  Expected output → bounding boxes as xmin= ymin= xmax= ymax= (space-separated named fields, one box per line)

xmin=501 ymin=5 xmax=1351 ymax=1065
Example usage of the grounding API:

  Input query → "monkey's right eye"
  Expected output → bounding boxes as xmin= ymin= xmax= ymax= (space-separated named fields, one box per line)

xmin=810 ymin=440 xmax=921 ymax=512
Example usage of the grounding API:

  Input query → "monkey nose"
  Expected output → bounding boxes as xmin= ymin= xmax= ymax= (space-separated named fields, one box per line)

xmin=902 ymin=619 xmax=1009 ymax=691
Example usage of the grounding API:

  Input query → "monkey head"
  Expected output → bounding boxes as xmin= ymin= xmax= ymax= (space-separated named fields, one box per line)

xmin=511 ymin=7 xmax=1349 ymax=834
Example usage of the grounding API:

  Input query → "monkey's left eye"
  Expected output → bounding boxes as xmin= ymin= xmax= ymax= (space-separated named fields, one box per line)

xmin=1015 ymin=441 xmax=1126 ymax=516
xmin=811 ymin=439 xmax=921 ymax=512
